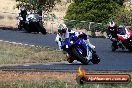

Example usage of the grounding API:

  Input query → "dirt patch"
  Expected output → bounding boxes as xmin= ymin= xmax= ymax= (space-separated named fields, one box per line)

xmin=0 ymin=0 xmax=18 ymax=28
xmin=0 ymin=41 xmax=66 ymax=64
xmin=0 ymin=71 xmax=131 ymax=81
xmin=0 ymin=71 xmax=77 ymax=83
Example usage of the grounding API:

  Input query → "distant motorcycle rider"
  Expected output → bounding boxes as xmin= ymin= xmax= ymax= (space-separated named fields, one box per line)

xmin=55 ymin=23 xmax=95 ymax=60
xmin=19 ymin=5 xmax=27 ymax=21
xmin=17 ymin=5 xmax=27 ymax=30
xmin=107 ymin=21 xmax=119 ymax=48
xmin=107 ymin=21 xmax=118 ymax=39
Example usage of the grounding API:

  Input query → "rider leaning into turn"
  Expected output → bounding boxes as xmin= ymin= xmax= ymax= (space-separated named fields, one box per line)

xmin=55 ymin=23 xmax=95 ymax=60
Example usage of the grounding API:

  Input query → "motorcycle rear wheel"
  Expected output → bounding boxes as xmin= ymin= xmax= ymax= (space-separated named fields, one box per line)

xmin=24 ymin=24 xmax=31 ymax=33
xmin=38 ymin=24 xmax=47 ymax=35
xmin=91 ymin=53 xmax=100 ymax=64
xmin=128 ymin=48 xmax=132 ymax=52
xmin=128 ymin=40 xmax=132 ymax=52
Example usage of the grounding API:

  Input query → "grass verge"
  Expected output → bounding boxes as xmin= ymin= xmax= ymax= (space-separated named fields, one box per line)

xmin=0 ymin=40 xmax=132 ymax=88
xmin=0 ymin=41 xmax=65 ymax=64
xmin=0 ymin=78 xmax=132 ymax=88
xmin=0 ymin=71 xmax=131 ymax=88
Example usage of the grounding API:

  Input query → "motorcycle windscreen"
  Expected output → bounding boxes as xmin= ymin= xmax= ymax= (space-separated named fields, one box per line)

xmin=117 ymin=27 xmax=126 ymax=35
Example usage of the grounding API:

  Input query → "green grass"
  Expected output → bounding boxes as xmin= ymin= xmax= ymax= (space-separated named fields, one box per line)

xmin=0 ymin=41 xmax=132 ymax=88
xmin=0 ymin=42 xmax=65 ymax=64
xmin=0 ymin=80 xmax=73 ymax=88
xmin=0 ymin=79 xmax=131 ymax=88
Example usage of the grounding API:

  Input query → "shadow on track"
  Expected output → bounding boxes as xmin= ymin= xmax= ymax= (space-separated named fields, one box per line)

xmin=0 ymin=26 xmax=17 ymax=30
xmin=111 ymin=50 xmax=132 ymax=53
xmin=0 ymin=26 xmax=44 ymax=34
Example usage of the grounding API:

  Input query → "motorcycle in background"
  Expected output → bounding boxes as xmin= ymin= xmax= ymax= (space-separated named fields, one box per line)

xmin=61 ymin=33 xmax=100 ymax=65
xmin=110 ymin=26 xmax=132 ymax=52
xmin=25 ymin=13 xmax=47 ymax=34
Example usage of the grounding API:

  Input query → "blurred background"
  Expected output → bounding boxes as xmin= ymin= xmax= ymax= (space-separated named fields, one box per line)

xmin=0 ymin=0 xmax=132 ymax=37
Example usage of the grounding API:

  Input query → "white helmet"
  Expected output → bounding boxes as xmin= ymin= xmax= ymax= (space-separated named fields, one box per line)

xmin=62 ymin=23 xmax=67 ymax=29
xmin=20 ymin=5 xmax=26 ymax=11
xmin=57 ymin=23 xmax=67 ymax=34
xmin=109 ymin=21 xmax=115 ymax=27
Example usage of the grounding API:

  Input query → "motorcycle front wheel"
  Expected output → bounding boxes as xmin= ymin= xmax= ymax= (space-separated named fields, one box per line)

xmin=111 ymin=42 xmax=118 ymax=52
xmin=24 ymin=23 xmax=31 ymax=33
xmin=71 ymin=45 xmax=89 ymax=65
xmin=111 ymin=45 xmax=116 ymax=52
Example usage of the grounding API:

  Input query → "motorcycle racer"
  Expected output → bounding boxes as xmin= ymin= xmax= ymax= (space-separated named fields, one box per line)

xmin=107 ymin=21 xmax=119 ymax=49
xmin=55 ymin=23 xmax=95 ymax=60
xmin=107 ymin=21 xmax=131 ymax=51
xmin=17 ymin=5 xmax=27 ymax=30
xmin=107 ymin=21 xmax=118 ymax=39
xmin=113 ymin=26 xmax=132 ymax=51
xmin=19 ymin=5 xmax=27 ymax=21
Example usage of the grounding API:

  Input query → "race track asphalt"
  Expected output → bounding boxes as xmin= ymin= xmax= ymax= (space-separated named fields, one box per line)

xmin=0 ymin=29 xmax=132 ymax=71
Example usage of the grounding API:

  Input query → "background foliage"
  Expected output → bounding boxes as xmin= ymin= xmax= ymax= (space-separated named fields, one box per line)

xmin=16 ymin=0 xmax=132 ymax=33
xmin=65 ymin=0 xmax=124 ymax=23
xmin=16 ymin=0 xmax=60 ymax=13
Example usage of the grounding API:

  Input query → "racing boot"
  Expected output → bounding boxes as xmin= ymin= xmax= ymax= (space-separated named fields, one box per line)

xmin=66 ymin=53 xmax=74 ymax=63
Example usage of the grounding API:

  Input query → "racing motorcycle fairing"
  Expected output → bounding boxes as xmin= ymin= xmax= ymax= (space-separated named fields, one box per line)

xmin=61 ymin=32 xmax=100 ymax=64
xmin=113 ymin=26 xmax=132 ymax=51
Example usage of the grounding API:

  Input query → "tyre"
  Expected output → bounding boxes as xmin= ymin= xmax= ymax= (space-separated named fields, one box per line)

xmin=111 ymin=45 xmax=116 ymax=52
xmin=111 ymin=41 xmax=118 ymax=52
xmin=24 ymin=24 xmax=31 ymax=33
xmin=32 ymin=22 xmax=40 ymax=32
xmin=128 ymin=40 xmax=132 ymax=52
xmin=71 ymin=45 xmax=89 ymax=65
xmin=91 ymin=53 xmax=100 ymax=64
xmin=128 ymin=48 xmax=132 ymax=52
xmin=76 ymin=76 xmax=87 ymax=85
xmin=39 ymin=24 xmax=47 ymax=35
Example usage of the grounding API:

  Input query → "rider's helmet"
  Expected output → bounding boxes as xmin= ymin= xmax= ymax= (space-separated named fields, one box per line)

xmin=108 ymin=21 xmax=118 ymax=31
xmin=20 ymin=5 xmax=26 ymax=11
xmin=108 ymin=21 xmax=116 ymax=28
xmin=19 ymin=5 xmax=27 ymax=19
xmin=57 ymin=23 xmax=67 ymax=34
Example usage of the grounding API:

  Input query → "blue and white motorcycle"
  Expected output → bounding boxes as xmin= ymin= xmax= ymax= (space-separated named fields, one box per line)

xmin=61 ymin=33 xmax=100 ymax=65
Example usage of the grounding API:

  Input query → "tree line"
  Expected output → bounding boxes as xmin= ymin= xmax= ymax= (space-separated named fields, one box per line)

xmin=16 ymin=0 xmax=132 ymax=26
